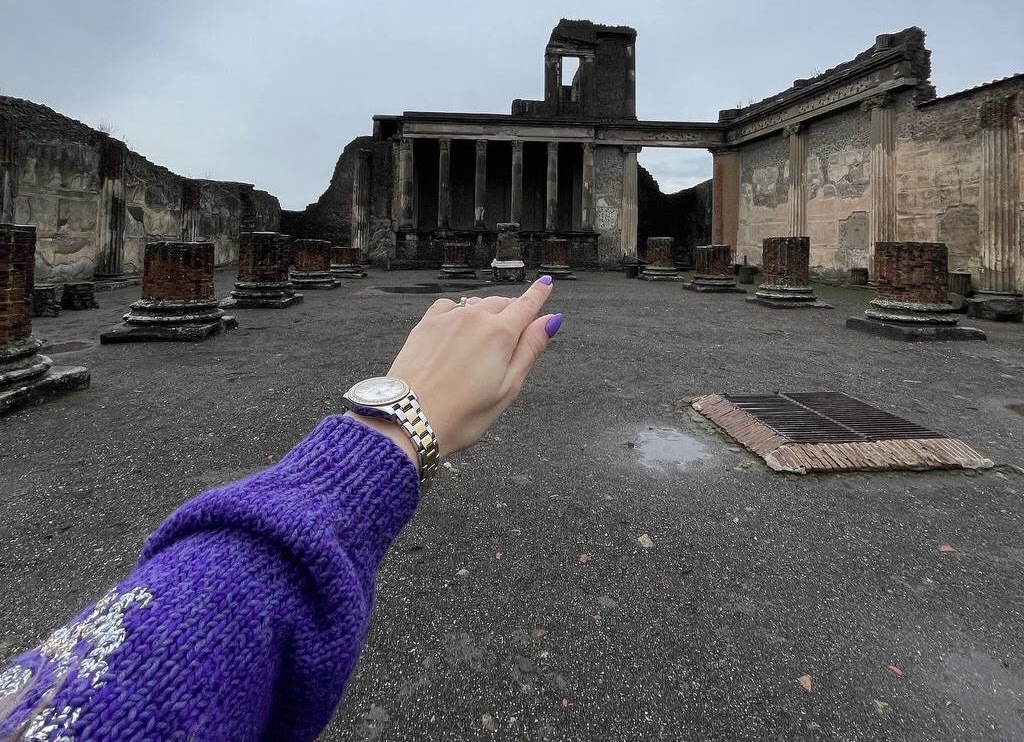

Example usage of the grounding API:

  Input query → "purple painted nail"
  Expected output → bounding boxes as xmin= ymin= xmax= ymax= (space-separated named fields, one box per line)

xmin=544 ymin=313 xmax=563 ymax=338
xmin=538 ymin=274 xmax=553 ymax=286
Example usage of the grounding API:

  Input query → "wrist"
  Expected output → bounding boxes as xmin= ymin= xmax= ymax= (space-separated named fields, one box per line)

xmin=343 ymin=412 xmax=421 ymax=474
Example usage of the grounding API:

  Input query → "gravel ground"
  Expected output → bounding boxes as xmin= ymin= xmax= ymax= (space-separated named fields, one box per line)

xmin=2 ymin=270 xmax=1023 ymax=741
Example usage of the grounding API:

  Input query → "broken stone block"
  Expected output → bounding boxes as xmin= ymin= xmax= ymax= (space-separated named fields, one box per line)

xmin=492 ymin=223 xmax=525 ymax=283
xmin=223 ymin=232 xmax=302 ymax=309
xmin=331 ymin=245 xmax=367 ymax=279
xmin=683 ymin=245 xmax=743 ymax=292
xmin=747 ymin=237 xmax=830 ymax=308
xmin=61 ymin=282 xmax=99 ymax=310
xmin=31 ymin=283 xmax=61 ymax=317
xmin=289 ymin=239 xmax=338 ymax=289
xmin=965 ymin=291 xmax=1023 ymax=322
xmin=640 ymin=237 xmax=678 ymax=281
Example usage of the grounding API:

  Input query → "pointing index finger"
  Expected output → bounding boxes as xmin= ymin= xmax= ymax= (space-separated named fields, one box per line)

xmin=502 ymin=276 xmax=554 ymax=331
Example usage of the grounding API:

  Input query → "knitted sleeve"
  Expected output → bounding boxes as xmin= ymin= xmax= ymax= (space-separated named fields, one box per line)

xmin=0 ymin=415 xmax=420 ymax=741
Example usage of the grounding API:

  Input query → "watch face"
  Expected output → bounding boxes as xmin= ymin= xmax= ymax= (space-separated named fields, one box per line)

xmin=349 ymin=377 xmax=410 ymax=406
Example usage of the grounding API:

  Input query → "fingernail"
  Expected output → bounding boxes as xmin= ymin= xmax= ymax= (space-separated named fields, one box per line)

xmin=538 ymin=274 xmax=553 ymax=286
xmin=544 ymin=313 xmax=563 ymax=338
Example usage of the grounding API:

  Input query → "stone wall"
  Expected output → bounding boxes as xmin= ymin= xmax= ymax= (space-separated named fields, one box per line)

xmin=0 ymin=96 xmax=280 ymax=282
xmin=736 ymin=133 xmax=789 ymax=265
xmin=593 ymin=144 xmax=624 ymax=265
xmin=637 ymin=167 xmax=711 ymax=267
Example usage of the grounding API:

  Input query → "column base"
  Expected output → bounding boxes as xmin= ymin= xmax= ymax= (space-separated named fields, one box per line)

xmin=289 ymin=271 xmax=339 ymax=289
xmin=640 ymin=266 xmax=679 ymax=281
xmin=439 ymin=266 xmax=477 ymax=280
xmin=0 ymin=365 xmax=91 ymax=417
xmin=330 ymin=265 xmax=367 ymax=279
xmin=491 ymin=260 xmax=525 ymax=283
xmin=221 ymin=292 xmax=303 ymax=310
xmin=537 ymin=265 xmax=576 ymax=280
xmin=749 ymin=284 xmax=830 ymax=308
xmin=682 ymin=275 xmax=744 ymax=293
xmin=101 ymin=316 xmax=238 ymax=343
xmin=965 ymin=291 xmax=1024 ymax=322
xmin=846 ymin=316 xmax=987 ymax=341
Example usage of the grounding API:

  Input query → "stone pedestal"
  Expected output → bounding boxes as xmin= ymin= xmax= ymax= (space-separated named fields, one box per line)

xmin=492 ymin=223 xmax=525 ymax=283
xmin=846 ymin=241 xmax=986 ymax=341
xmin=849 ymin=267 xmax=869 ymax=286
xmin=290 ymin=239 xmax=338 ymax=289
xmin=1 ymin=224 xmax=89 ymax=416
xmin=747 ymin=236 xmax=830 ymax=308
xmin=62 ymin=282 xmax=99 ymax=310
xmin=641 ymin=237 xmax=678 ymax=281
xmin=439 ymin=240 xmax=476 ymax=279
xmin=223 ymin=232 xmax=302 ymax=309
xmin=684 ymin=245 xmax=742 ymax=292
xmin=966 ymin=291 xmax=1024 ymax=322
xmin=32 ymin=284 xmax=61 ymax=317
xmin=101 ymin=241 xmax=237 ymax=343
xmin=737 ymin=265 xmax=757 ymax=285
xmin=330 ymin=246 xmax=367 ymax=279
xmin=538 ymin=238 xmax=575 ymax=280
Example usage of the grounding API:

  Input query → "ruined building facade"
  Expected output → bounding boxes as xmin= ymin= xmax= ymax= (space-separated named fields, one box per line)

xmin=0 ymin=97 xmax=280 ymax=283
xmin=313 ymin=21 xmax=1020 ymax=293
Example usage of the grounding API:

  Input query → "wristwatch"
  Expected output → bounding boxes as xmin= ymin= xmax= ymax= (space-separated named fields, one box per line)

xmin=342 ymin=376 xmax=440 ymax=488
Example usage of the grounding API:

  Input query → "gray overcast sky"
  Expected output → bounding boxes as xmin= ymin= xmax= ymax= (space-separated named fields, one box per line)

xmin=1 ymin=0 xmax=1022 ymax=209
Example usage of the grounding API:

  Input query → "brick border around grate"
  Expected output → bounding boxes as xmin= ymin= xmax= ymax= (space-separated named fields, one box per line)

xmin=691 ymin=394 xmax=993 ymax=474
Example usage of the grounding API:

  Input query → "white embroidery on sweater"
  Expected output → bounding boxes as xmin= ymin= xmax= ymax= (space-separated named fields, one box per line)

xmin=0 ymin=665 xmax=32 ymax=698
xmin=12 ymin=586 xmax=153 ymax=742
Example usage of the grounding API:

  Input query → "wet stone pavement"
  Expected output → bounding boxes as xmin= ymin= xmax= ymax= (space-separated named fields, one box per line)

xmin=2 ymin=270 xmax=1024 ymax=741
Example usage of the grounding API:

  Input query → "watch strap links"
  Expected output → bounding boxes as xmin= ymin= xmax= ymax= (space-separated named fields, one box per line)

xmin=389 ymin=393 xmax=439 ymax=488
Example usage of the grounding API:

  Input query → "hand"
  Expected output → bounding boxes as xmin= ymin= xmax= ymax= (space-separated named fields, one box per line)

xmin=359 ymin=277 xmax=561 ymax=462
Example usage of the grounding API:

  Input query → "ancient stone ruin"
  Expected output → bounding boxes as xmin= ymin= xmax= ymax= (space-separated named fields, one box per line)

xmin=846 ymin=241 xmax=986 ymax=340
xmin=538 ymin=238 xmax=575 ymax=280
xmin=493 ymin=223 xmax=526 ymax=283
xmin=289 ymin=239 xmax=338 ymax=289
xmin=748 ymin=237 xmax=830 ymax=308
xmin=438 ymin=239 xmax=476 ymax=280
xmin=330 ymin=246 xmax=367 ymax=279
xmin=683 ymin=245 xmax=742 ymax=293
xmin=100 ymin=241 xmax=237 ymax=343
xmin=640 ymin=237 xmax=679 ymax=281
xmin=1 ymin=223 xmax=89 ymax=416
xmin=223 ymin=231 xmax=302 ymax=309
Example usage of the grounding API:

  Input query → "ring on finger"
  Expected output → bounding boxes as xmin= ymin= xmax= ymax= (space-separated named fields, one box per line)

xmin=457 ymin=296 xmax=469 ymax=307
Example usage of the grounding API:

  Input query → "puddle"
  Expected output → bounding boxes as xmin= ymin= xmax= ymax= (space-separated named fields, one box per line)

xmin=377 ymin=283 xmax=489 ymax=294
xmin=632 ymin=426 xmax=712 ymax=472
xmin=41 ymin=340 xmax=94 ymax=355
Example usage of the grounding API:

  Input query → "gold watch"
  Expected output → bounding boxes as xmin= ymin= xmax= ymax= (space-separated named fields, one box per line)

xmin=342 ymin=376 xmax=439 ymax=488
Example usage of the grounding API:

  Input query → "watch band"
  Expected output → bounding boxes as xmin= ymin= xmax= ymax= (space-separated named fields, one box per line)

xmin=387 ymin=392 xmax=439 ymax=488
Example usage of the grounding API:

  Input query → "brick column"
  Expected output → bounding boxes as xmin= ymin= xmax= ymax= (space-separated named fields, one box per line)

xmin=545 ymin=142 xmax=559 ymax=231
xmin=95 ymin=135 xmax=128 ymax=280
xmin=684 ymin=245 xmax=742 ymax=293
xmin=474 ymin=140 xmax=488 ymax=229
xmin=864 ymin=94 xmax=897 ymax=273
xmin=290 ymin=238 xmax=338 ymax=289
xmin=581 ymin=142 xmax=595 ymax=231
xmin=748 ymin=236 xmax=828 ymax=308
xmin=538 ymin=237 xmax=575 ymax=280
xmin=711 ymin=148 xmax=740 ymax=248
xmin=784 ymin=124 xmax=807 ymax=239
xmin=225 ymin=232 xmax=302 ymax=308
xmin=641 ymin=236 xmax=678 ymax=281
xmin=100 ymin=241 xmax=236 ymax=343
xmin=439 ymin=239 xmax=476 ymax=279
xmin=331 ymin=245 xmax=366 ymax=279
xmin=238 ymin=184 xmax=258 ymax=233
xmin=1 ymin=224 xmax=89 ymax=415
xmin=181 ymin=179 xmax=202 ymax=242
xmin=847 ymin=241 xmax=985 ymax=340
xmin=437 ymin=138 xmax=452 ymax=230
xmin=510 ymin=141 xmax=524 ymax=224
xmin=398 ymin=138 xmax=414 ymax=230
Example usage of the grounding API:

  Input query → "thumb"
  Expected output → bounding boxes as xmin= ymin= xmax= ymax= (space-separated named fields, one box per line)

xmin=506 ymin=313 xmax=561 ymax=394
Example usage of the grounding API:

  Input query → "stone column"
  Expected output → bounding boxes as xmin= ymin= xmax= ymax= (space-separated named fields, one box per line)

xmin=783 ymin=124 xmax=807 ymax=239
xmin=398 ymin=138 xmax=414 ymax=230
xmin=224 ymin=231 xmax=302 ymax=308
xmin=968 ymin=96 xmax=1023 ymax=321
xmin=620 ymin=146 xmax=640 ymax=260
xmin=510 ymin=141 xmax=524 ymax=224
xmin=546 ymin=142 xmax=559 ymax=232
xmin=180 ymin=179 xmax=202 ymax=242
xmin=864 ymin=94 xmax=897 ymax=272
xmin=538 ymin=237 xmax=575 ymax=280
xmin=330 ymin=245 xmax=366 ymax=279
xmin=100 ymin=241 xmax=236 ymax=343
xmin=748 ymin=236 xmax=828 ymax=308
xmin=1 ymin=224 xmax=89 ymax=416
xmin=847 ymin=241 xmax=986 ymax=340
xmin=439 ymin=239 xmax=476 ymax=279
xmin=684 ymin=245 xmax=742 ymax=293
xmin=0 ymin=116 xmax=15 ymax=224
xmin=641 ymin=237 xmax=678 ymax=281
xmin=711 ymin=148 xmax=740 ymax=248
xmin=581 ymin=142 xmax=596 ymax=231
xmin=290 ymin=239 xmax=338 ymax=289
xmin=437 ymin=138 xmax=452 ymax=230
xmin=352 ymin=149 xmax=372 ymax=259
xmin=95 ymin=135 xmax=128 ymax=280
xmin=474 ymin=140 xmax=488 ymax=228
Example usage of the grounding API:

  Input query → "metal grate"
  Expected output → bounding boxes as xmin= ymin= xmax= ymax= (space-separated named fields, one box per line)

xmin=722 ymin=392 xmax=945 ymax=443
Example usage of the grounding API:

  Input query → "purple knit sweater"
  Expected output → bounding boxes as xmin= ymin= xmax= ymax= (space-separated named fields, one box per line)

xmin=0 ymin=416 xmax=420 ymax=741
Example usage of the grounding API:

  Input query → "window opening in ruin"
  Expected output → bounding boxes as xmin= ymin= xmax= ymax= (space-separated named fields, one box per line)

xmin=636 ymin=148 xmax=713 ymax=268
xmin=561 ymin=56 xmax=581 ymax=101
